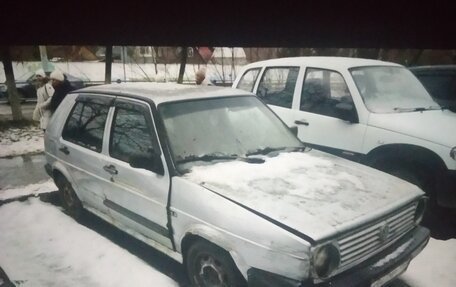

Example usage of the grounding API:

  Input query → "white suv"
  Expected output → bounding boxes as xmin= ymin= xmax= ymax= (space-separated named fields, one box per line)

xmin=233 ymin=57 xmax=456 ymax=208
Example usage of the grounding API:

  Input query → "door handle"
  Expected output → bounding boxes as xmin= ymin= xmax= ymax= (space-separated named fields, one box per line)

xmin=294 ymin=120 xmax=309 ymax=126
xmin=103 ymin=165 xmax=118 ymax=175
xmin=59 ymin=146 xmax=70 ymax=155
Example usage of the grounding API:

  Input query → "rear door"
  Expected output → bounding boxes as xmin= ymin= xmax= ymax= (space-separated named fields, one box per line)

xmin=100 ymin=98 xmax=172 ymax=248
xmin=59 ymin=94 xmax=113 ymax=214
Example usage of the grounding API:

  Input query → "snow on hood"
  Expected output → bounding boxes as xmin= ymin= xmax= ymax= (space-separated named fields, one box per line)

xmin=369 ymin=110 xmax=456 ymax=148
xmin=183 ymin=150 xmax=423 ymax=240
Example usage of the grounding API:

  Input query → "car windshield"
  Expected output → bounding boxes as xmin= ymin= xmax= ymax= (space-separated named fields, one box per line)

xmin=158 ymin=96 xmax=304 ymax=169
xmin=350 ymin=66 xmax=440 ymax=113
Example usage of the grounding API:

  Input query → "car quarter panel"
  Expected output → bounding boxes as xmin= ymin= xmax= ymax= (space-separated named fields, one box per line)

xmin=170 ymin=177 xmax=312 ymax=281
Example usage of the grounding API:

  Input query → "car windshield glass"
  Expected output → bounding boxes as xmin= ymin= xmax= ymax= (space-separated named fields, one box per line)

xmin=350 ymin=66 xmax=440 ymax=113
xmin=158 ymin=96 xmax=303 ymax=168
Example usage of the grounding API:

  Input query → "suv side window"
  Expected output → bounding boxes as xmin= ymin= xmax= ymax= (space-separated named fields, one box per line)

xmin=62 ymin=101 xmax=109 ymax=152
xmin=110 ymin=104 xmax=157 ymax=166
xmin=300 ymin=68 xmax=354 ymax=118
xmin=236 ymin=68 xmax=261 ymax=92
xmin=256 ymin=67 xmax=299 ymax=108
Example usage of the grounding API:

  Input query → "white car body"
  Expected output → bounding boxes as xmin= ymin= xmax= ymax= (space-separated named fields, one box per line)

xmin=44 ymin=83 xmax=429 ymax=286
xmin=233 ymin=57 xmax=456 ymax=208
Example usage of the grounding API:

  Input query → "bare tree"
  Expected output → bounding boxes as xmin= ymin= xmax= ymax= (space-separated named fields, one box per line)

xmin=0 ymin=46 xmax=23 ymax=120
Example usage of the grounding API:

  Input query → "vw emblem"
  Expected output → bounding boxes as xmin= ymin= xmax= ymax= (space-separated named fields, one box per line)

xmin=379 ymin=224 xmax=390 ymax=243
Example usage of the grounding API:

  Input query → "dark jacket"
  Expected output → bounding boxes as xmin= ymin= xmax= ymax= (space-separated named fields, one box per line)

xmin=50 ymin=78 xmax=74 ymax=112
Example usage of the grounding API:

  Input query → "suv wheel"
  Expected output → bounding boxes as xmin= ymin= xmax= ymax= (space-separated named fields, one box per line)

xmin=56 ymin=177 xmax=83 ymax=220
xmin=186 ymin=240 xmax=246 ymax=287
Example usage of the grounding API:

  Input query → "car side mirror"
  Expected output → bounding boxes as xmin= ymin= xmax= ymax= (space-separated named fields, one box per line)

xmin=129 ymin=151 xmax=164 ymax=175
xmin=289 ymin=125 xmax=298 ymax=136
xmin=335 ymin=102 xmax=358 ymax=123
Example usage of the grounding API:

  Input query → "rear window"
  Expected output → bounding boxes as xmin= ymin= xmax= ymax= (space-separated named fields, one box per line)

xmin=62 ymin=101 xmax=109 ymax=152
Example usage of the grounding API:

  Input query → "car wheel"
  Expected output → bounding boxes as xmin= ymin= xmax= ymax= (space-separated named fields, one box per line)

xmin=56 ymin=176 xmax=83 ymax=220
xmin=186 ymin=240 xmax=246 ymax=287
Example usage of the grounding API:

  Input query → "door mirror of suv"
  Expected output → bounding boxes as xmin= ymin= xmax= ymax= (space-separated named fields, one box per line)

xmin=335 ymin=102 xmax=358 ymax=123
xmin=129 ymin=152 xmax=164 ymax=175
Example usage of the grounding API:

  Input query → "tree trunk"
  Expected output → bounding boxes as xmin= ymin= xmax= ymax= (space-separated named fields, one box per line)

xmin=1 ymin=46 xmax=23 ymax=120
xmin=105 ymin=46 xmax=113 ymax=84
xmin=177 ymin=47 xmax=187 ymax=84
xmin=39 ymin=46 xmax=51 ymax=74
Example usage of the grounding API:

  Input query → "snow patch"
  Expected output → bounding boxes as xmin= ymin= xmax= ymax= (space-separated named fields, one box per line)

xmin=0 ymin=126 xmax=44 ymax=158
xmin=399 ymin=238 xmax=456 ymax=287
xmin=0 ymin=198 xmax=177 ymax=287
xmin=0 ymin=179 xmax=56 ymax=201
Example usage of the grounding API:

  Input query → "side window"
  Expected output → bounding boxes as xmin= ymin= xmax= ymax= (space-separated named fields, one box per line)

xmin=256 ymin=67 xmax=299 ymax=108
xmin=300 ymin=68 xmax=353 ymax=118
xmin=236 ymin=68 xmax=260 ymax=92
xmin=62 ymin=101 xmax=109 ymax=152
xmin=110 ymin=106 xmax=157 ymax=166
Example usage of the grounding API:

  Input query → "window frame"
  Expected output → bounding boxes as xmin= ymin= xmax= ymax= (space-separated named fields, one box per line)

xmin=61 ymin=95 xmax=112 ymax=153
xmin=108 ymin=98 xmax=162 ymax=166
xmin=255 ymin=66 xmax=301 ymax=109
xmin=236 ymin=67 xmax=262 ymax=92
xmin=300 ymin=66 xmax=358 ymax=119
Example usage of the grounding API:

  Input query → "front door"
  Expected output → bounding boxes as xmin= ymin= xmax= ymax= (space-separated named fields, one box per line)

xmin=294 ymin=68 xmax=367 ymax=159
xmin=100 ymin=98 xmax=172 ymax=248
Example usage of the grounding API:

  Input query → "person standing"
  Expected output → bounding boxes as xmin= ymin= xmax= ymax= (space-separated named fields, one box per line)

xmin=195 ymin=67 xmax=213 ymax=86
xmin=32 ymin=69 xmax=55 ymax=131
xmin=49 ymin=70 xmax=74 ymax=113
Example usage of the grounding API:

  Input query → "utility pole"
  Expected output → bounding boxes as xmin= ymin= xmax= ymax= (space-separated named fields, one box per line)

xmin=1 ymin=46 xmax=23 ymax=120
xmin=177 ymin=47 xmax=187 ymax=84
xmin=105 ymin=46 xmax=113 ymax=84
xmin=39 ymin=46 xmax=51 ymax=74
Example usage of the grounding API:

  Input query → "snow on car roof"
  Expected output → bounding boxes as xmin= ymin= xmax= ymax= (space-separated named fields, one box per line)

xmin=242 ymin=56 xmax=402 ymax=70
xmin=75 ymin=82 xmax=251 ymax=104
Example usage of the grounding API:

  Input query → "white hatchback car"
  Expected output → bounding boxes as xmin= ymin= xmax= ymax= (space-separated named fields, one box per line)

xmin=45 ymin=83 xmax=429 ymax=286
xmin=233 ymin=57 xmax=456 ymax=209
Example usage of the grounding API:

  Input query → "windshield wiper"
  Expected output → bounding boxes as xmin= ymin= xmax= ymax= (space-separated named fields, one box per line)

xmin=246 ymin=146 xmax=306 ymax=156
xmin=176 ymin=153 xmax=264 ymax=164
xmin=393 ymin=106 xmax=444 ymax=112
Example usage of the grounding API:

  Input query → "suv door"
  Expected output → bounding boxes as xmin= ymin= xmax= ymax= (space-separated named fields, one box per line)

xmin=295 ymin=68 xmax=367 ymax=159
xmin=100 ymin=98 xmax=172 ymax=248
xmin=59 ymin=95 xmax=113 ymax=214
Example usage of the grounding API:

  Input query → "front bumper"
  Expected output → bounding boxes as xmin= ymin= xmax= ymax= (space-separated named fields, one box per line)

xmin=248 ymin=226 xmax=430 ymax=287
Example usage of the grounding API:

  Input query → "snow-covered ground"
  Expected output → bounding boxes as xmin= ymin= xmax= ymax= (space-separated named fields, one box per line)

xmin=0 ymin=126 xmax=44 ymax=158
xmin=0 ymin=179 xmax=55 ymax=201
xmin=0 ymin=198 xmax=178 ymax=287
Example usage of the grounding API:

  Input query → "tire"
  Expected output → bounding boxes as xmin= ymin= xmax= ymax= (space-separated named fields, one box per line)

xmin=186 ymin=240 xmax=246 ymax=287
xmin=56 ymin=176 xmax=83 ymax=220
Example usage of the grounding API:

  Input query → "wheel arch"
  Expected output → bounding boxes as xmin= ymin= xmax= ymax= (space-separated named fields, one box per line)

xmin=363 ymin=143 xmax=447 ymax=172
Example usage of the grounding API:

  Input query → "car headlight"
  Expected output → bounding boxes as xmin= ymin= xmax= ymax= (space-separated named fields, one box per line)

xmin=414 ymin=197 xmax=427 ymax=224
xmin=313 ymin=243 xmax=340 ymax=278
xmin=451 ymin=146 xmax=456 ymax=160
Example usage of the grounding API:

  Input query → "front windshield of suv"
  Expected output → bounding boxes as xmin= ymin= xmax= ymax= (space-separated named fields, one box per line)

xmin=158 ymin=96 xmax=304 ymax=168
xmin=350 ymin=66 xmax=440 ymax=113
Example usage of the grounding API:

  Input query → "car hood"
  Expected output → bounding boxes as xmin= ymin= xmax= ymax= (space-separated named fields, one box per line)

xmin=183 ymin=150 xmax=423 ymax=240
xmin=368 ymin=109 xmax=456 ymax=148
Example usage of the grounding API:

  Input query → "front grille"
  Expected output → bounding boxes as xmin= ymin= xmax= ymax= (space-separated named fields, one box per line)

xmin=337 ymin=201 xmax=417 ymax=270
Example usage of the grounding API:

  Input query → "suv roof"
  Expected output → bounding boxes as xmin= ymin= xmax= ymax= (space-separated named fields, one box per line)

xmin=242 ymin=56 xmax=401 ymax=70
xmin=73 ymin=82 xmax=251 ymax=104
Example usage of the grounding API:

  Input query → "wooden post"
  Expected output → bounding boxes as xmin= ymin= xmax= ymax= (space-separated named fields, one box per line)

xmin=1 ymin=46 xmax=23 ymax=120
xmin=105 ymin=46 xmax=113 ymax=84
xmin=177 ymin=47 xmax=187 ymax=84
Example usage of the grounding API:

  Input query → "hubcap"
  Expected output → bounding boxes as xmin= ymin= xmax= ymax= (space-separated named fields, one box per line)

xmin=63 ymin=185 xmax=74 ymax=207
xmin=196 ymin=255 xmax=227 ymax=286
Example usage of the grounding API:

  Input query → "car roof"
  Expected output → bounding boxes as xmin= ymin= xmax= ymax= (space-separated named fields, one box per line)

xmin=241 ymin=56 xmax=402 ymax=70
xmin=74 ymin=82 xmax=252 ymax=105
